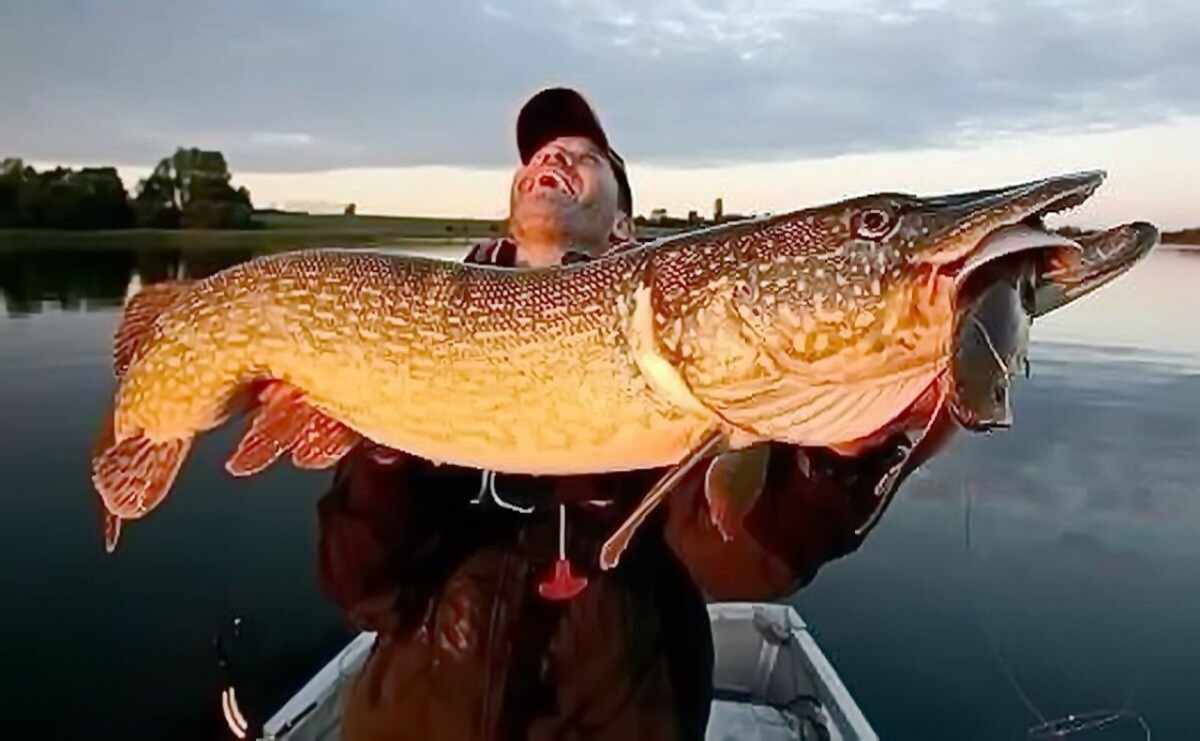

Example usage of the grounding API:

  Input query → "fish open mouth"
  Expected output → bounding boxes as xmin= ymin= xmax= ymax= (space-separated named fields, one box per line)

xmin=914 ymin=170 xmax=1157 ymax=307
xmin=918 ymin=170 xmax=1108 ymax=279
xmin=885 ymin=171 xmax=1159 ymax=445
xmin=930 ymin=174 xmax=1158 ymax=436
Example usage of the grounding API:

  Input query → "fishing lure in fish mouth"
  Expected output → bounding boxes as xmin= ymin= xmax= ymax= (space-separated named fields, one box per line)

xmin=847 ymin=222 xmax=1158 ymax=540
xmin=90 ymin=171 xmax=1157 ymax=574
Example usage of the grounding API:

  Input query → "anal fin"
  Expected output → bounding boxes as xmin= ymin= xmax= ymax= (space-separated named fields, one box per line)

xmin=292 ymin=413 xmax=360 ymax=469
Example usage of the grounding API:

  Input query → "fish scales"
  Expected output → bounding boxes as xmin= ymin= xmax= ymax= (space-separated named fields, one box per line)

xmin=116 ymin=247 xmax=722 ymax=474
xmin=117 ymin=211 xmax=948 ymax=476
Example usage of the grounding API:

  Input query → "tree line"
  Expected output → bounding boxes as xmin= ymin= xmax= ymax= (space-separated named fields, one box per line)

xmin=0 ymin=148 xmax=255 ymax=230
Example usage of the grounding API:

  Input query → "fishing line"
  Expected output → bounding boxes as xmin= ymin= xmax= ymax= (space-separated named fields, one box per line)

xmin=971 ymin=316 xmax=1011 ymax=379
xmin=961 ymin=479 xmax=1153 ymax=740
xmin=962 ymin=482 xmax=1048 ymax=725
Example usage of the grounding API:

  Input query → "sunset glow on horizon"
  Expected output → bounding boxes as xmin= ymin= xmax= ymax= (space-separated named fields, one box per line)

xmin=36 ymin=115 xmax=1196 ymax=232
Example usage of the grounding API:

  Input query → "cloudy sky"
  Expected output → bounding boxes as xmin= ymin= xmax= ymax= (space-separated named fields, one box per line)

xmin=4 ymin=0 xmax=1199 ymax=226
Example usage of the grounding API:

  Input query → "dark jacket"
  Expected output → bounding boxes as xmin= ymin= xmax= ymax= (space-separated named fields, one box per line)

xmin=317 ymin=238 xmax=910 ymax=740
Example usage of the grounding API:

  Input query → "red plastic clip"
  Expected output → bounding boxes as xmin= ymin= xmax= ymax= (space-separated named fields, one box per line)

xmin=537 ymin=505 xmax=589 ymax=601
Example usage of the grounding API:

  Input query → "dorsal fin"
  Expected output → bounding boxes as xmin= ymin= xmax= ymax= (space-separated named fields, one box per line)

xmin=114 ymin=280 xmax=193 ymax=378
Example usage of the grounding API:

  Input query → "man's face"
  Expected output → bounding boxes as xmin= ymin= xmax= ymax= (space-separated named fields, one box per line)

xmin=509 ymin=135 xmax=623 ymax=260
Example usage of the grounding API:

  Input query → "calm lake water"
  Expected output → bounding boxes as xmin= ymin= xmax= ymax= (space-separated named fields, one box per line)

xmin=0 ymin=244 xmax=1197 ymax=739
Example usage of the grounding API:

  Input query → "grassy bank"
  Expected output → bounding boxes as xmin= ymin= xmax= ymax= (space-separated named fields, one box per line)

xmin=0 ymin=212 xmax=507 ymax=251
xmin=0 ymin=210 xmax=687 ymax=251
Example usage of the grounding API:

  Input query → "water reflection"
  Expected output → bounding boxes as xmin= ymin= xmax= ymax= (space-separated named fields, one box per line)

xmin=0 ymin=247 xmax=258 ymax=315
xmin=0 ymin=244 xmax=473 ymax=318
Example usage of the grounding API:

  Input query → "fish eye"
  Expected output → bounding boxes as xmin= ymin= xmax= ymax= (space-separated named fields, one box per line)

xmin=853 ymin=207 xmax=895 ymax=240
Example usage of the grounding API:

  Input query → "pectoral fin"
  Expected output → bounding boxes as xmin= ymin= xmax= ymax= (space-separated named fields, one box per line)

xmin=599 ymin=428 xmax=726 ymax=570
xmin=703 ymin=445 xmax=771 ymax=541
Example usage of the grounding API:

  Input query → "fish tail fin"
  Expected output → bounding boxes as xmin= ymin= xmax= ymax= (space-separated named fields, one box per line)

xmin=114 ymin=280 xmax=193 ymax=378
xmin=102 ymin=510 xmax=122 ymax=554
xmin=91 ymin=410 xmax=192 ymax=523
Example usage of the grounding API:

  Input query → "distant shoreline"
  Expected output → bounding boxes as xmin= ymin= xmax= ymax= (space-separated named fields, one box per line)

xmin=0 ymin=229 xmax=482 ymax=251
xmin=2 ymin=209 xmax=1195 ymax=252
xmin=0 ymin=211 xmax=504 ymax=251
xmin=0 ymin=210 xmax=684 ymax=250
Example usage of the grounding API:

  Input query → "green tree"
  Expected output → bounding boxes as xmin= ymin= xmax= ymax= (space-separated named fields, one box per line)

xmin=73 ymin=167 xmax=135 ymax=228
xmin=134 ymin=147 xmax=255 ymax=229
xmin=132 ymin=160 xmax=181 ymax=228
xmin=8 ymin=163 xmax=133 ymax=229
xmin=0 ymin=158 xmax=29 ymax=227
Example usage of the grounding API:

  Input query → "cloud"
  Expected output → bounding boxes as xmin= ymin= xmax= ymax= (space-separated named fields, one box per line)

xmin=249 ymin=132 xmax=315 ymax=147
xmin=2 ymin=0 xmax=1197 ymax=172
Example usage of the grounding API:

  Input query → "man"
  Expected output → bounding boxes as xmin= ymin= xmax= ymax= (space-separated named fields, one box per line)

xmin=317 ymin=87 xmax=912 ymax=740
xmin=466 ymin=86 xmax=634 ymax=267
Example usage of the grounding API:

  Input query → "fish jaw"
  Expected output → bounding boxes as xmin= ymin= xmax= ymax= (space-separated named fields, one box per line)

xmin=1033 ymin=221 xmax=1160 ymax=317
xmin=897 ymin=170 xmax=1104 ymax=267
xmin=946 ymin=220 xmax=1159 ymax=431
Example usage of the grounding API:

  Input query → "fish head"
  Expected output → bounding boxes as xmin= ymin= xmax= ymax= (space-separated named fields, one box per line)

xmin=677 ymin=171 xmax=1139 ymax=449
xmin=752 ymin=172 xmax=1107 ymax=353
xmin=750 ymin=171 xmax=1107 ymax=320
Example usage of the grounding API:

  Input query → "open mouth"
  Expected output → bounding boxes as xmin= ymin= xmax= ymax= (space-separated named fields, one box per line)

xmin=928 ymin=171 xmax=1115 ymax=287
xmin=932 ymin=172 xmax=1157 ymax=306
xmin=931 ymin=171 xmax=1158 ymax=431
xmin=520 ymin=166 xmax=579 ymax=198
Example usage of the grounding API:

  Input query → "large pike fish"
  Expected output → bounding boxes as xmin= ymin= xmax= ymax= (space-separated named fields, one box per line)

xmin=91 ymin=170 xmax=1156 ymax=563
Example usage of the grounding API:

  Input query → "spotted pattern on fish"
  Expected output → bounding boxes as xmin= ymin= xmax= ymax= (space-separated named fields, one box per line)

xmin=94 ymin=171 xmax=1120 ymax=531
